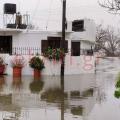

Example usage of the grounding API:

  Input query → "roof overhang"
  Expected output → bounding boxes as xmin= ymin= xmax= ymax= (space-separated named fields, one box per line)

xmin=0 ymin=28 xmax=23 ymax=33
xmin=81 ymin=39 xmax=95 ymax=44
xmin=56 ymin=31 xmax=73 ymax=33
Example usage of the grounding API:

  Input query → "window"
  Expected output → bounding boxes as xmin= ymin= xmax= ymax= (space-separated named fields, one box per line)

xmin=72 ymin=20 xmax=84 ymax=32
xmin=41 ymin=40 xmax=48 ymax=54
xmin=71 ymin=42 xmax=80 ymax=56
xmin=41 ymin=37 xmax=68 ymax=53
xmin=0 ymin=36 xmax=12 ymax=54
xmin=48 ymin=37 xmax=61 ymax=49
xmin=86 ymin=49 xmax=93 ymax=55
xmin=86 ymin=46 xmax=93 ymax=55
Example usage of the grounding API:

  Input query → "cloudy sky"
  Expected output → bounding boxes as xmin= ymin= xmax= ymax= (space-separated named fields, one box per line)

xmin=0 ymin=0 xmax=120 ymax=30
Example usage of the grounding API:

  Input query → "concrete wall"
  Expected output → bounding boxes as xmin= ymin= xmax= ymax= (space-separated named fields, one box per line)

xmin=13 ymin=31 xmax=61 ymax=49
xmin=66 ymin=18 xmax=96 ymax=42
xmin=81 ymin=41 xmax=94 ymax=50
xmin=0 ymin=54 xmax=95 ymax=75
xmin=11 ymin=30 xmax=94 ymax=55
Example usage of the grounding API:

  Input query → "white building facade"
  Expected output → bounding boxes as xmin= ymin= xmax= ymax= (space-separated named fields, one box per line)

xmin=0 ymin=18 xmax=96 ymax=75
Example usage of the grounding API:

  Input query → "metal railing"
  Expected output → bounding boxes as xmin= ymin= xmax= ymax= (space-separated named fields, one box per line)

xmin=0 ymin=47 xmax=94 ymax=56
xmin=12 ymin=47 xmax=41 ymax=55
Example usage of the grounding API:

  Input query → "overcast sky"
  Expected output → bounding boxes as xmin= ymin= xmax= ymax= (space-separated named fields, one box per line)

xmin=0 ymin=0 xmax=120 ymax=30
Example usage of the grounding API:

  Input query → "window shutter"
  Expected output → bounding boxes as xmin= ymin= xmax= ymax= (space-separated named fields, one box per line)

xmin=65 ymin=40 xmax=68 ymax=53
xmin=41 ymin=40 xmax=48 ymax=53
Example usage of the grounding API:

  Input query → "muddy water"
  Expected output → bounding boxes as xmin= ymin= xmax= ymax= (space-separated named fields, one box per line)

xmin=0 ymin=57 xmax=120 ymax=120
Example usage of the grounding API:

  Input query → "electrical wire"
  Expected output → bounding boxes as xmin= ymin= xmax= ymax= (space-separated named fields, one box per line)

xmin=29 ymin=0 xmax=65 ymax=30
xmin=31 ymin=0 xmax=41 ymax=23
xmin=46 ymin=0 xmax=53 ymax=30
xmin=45 ymin=0 xmax=64 ymax=30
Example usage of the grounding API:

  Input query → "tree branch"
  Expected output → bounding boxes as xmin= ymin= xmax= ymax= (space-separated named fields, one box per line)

xmin=98 ymin=0 xmax=120 ymax=13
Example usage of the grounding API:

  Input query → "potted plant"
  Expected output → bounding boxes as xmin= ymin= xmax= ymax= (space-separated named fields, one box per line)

xmin=11 ymin=55 xmax=26 ymax=77
xmin=44 ymin=47 xmax=65 ymax=61
xmin=29 ymin=56 xmax=45 ymax=79
xmin=0 ymin=57 xmax=6 ymax=75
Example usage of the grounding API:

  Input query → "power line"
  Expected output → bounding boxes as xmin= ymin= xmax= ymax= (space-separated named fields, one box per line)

xmin=31 ymin=0 xmax=41 ymax=23
xmin=46 ymin=0 xmax=53 ymax=30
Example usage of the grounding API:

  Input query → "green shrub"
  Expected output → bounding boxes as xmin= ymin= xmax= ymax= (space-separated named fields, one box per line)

xmin=29 ymin=56 xmax=45 ymax=70
xmin=114 ymin=90 xmax=120 ymax=98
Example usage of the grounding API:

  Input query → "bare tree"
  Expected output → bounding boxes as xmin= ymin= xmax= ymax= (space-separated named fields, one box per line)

xmin=95 ymin=25 xmax=120 ymax=56
xmin=98 ymin=0 xmax=120 ymax=14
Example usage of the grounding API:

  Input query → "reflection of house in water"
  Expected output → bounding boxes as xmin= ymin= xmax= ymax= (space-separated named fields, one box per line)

xmin=0 ymin=75 xmax=97 ymax=120
xmin=0 ymin=94 xmax=21 ymax=120
xmin=12 ymin=77 xmax=23 ymax=90
xmin=63 ymin=74 xmax=96 ymax=119
xmin=0 ymin=76 xmax=5 ymax=92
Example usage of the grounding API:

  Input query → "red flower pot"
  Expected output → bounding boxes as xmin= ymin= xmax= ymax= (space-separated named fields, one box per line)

xmin=34 ymin=69 xmax=41 ymax=79
xmin=0 ymin=65 xmax=5 ymax=75
xmin=13 ymin=67 xmax=22 ymax=77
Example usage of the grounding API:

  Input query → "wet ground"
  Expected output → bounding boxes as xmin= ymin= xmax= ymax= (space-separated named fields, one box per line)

xmin=0 ymin=57 xmax=120 ymax=120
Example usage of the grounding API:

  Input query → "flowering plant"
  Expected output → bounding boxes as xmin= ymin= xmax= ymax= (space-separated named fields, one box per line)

xmin=11 ymin=55 xmax=26 ymax=68
xmin=0 ymin=57 xmax=5 ymax=66
xmin=29 ymin=56 xmax=45 ymax=70
xmin=44 ymin=47 xmax=65 ymax=61
xmin=0 ymin=57 xmax=6 ymax=75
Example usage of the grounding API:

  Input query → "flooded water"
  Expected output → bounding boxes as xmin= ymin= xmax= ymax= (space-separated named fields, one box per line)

xmin=0 ymin=57 xmax=120 ymax=120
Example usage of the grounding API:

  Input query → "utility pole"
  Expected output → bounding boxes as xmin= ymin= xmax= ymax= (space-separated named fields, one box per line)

xmin=61 ymin=0 xmax=66 ymax=77
xmin=60 ymin=1 xmax=66 ymax=120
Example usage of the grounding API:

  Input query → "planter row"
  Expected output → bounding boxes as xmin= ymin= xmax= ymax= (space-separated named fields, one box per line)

xmin=13 ymin=67 xmax=41 ymax=78
xmin=0 ymin=65 xmax=41 ymax=79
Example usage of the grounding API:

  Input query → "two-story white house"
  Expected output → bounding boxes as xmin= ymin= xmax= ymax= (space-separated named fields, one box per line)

xmin=0 ymin=18 xmax=96 ymax=75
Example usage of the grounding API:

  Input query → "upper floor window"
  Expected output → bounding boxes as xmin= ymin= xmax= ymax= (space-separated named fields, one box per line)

xmin=72 ymin=20 xmax=84 ymax=32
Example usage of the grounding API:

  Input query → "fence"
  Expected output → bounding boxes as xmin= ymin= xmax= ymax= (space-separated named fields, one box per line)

xmin=12 ymin=47 xmax=41 ymax=55
xmin=12 ymin=47 xmax=94 ymax=56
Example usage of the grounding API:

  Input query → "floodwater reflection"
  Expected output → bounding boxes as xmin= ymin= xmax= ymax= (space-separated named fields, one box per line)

xmin=0 ymin=76 xmax=5 ymax=91
xmin=29 ymin=79 xmax=44 ymax=94
xmin=12 ymin=77 xmax=23 ymax=90
xmin=0 ymin=58 xmax=120 ymax=120
xmin=0 ymin=74 xmax=96 ymax=120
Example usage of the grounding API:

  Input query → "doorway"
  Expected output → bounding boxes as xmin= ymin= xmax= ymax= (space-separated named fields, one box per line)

xmin=0 ymin=36 xmax=12 ymax=54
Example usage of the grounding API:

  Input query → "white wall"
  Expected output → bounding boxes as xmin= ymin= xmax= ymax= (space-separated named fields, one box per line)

xmin=1 ymin=54 xmax=95 ymax=76
xmin=81 ymin=41 xmax=94 ymax=49
xmin=13 ymin=31 xmax=59 ymax=48
xmin=12 ymin=31 xmax=95 ymax=56
xmin=67 ymin=19 xmax=96 ymax=42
